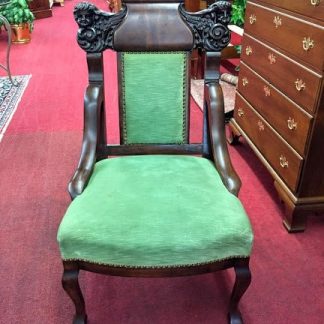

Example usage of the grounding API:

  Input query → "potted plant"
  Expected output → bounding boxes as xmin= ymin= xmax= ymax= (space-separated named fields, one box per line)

xmin=230 ymin=0 xmax=247 ymax=70
xmin=231 ymin=0 xmax=247 ymax=27
xmin=0 ymin=0 xmax=34 ymax=43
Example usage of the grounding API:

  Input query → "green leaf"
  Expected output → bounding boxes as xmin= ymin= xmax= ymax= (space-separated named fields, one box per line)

xmin=231 ymin=0 xmax=246 ymax=26
xmin=18 ymin=0 xmax=27 ymax=8
xmin=234 ymin=45 xmax=242 ymax=55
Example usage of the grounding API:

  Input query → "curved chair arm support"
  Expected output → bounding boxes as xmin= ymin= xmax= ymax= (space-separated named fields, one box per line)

xmin=68 ymin=84 xmax=104 ymax=199
xmin=204 ymin=81 xmax=241 ymax=196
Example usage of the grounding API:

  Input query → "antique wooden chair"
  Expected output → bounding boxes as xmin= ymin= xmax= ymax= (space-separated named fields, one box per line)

xmin=57 ymin=1 xmax=253 ymax=323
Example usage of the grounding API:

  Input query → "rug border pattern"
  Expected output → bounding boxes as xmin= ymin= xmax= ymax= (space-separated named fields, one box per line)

xmin=0 ymin=75 xmax=31 ymax=142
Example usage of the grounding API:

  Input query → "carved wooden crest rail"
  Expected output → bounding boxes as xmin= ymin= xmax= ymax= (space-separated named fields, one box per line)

xmin=178 ymin=1 xmax=231 ymax=51
xmin=73 ymin=1 xmax=231 ymax=53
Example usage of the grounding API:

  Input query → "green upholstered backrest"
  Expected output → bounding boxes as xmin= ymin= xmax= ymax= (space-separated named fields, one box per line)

xmin=119 ymin=52 xmax=189 ymax=144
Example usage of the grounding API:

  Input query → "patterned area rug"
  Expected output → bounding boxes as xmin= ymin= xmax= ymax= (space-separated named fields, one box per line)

xmin=0 ymin=75 xmax=31 ymax=141
xmin=191 ymin=76 xmax=237 ymax=113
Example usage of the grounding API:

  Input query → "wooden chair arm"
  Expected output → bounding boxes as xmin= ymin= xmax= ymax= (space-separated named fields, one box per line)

xmin=68 ymin=84 xmax=104 ymax=199
xmin=204 ymin=81 xmax=241 ymax=196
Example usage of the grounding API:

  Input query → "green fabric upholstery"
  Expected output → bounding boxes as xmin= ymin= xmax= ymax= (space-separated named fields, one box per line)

xmin=121 ymin=52 xmax=187 ymax=144
xmin=58 ymin=155 xmax=253 ymax=267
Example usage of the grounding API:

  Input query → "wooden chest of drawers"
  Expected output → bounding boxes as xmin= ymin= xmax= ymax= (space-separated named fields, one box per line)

xmin=28 ymin=0 xmax=52 ymax=19
xmin=229 ymin=0 xmax=324 ymax=232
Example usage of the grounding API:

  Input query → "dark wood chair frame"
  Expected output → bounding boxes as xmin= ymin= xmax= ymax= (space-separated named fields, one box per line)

xmin=61 ymin=1 xmax=252 ymax=323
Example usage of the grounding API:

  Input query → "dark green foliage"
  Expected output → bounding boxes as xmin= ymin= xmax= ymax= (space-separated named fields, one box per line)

xmin=231 ymin=0 xmax=246 ymax=26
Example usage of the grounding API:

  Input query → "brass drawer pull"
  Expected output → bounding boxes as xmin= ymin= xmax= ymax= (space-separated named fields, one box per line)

xmin=273 ymin=16 xmax=282 ymax=28
xmin=238 ymin=108 xmax=244 ymax=117
xmin=249 ymin=14 xmax=256 ymax=24
xmin=287 ymin=117 xmax=298 ymax=130
xmin=242 ymin=77 xmax=249 ymax=87
xmin=310 ymin=0 xmax=320 ymax=6
xmin=237 ymin=108 xmax=244 ymax=117
xmin=302 ymin=37 xmax=314 ymax=51
xmin=280 ymin=155 xmax=289 ymax=168
xmin=268 ymin=53 xmax=276 ymax=64
xmin=258 ymin=120 xmax=265 ymax=131
xmin=295 ymin=79 xmax=306 ymax=91
xmin=245 ymin=46 xmax=253 ymax=56
xmin=263 ymin=85 xmax=271 ymax=97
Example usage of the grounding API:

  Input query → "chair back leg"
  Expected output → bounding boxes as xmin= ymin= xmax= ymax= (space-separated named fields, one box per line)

xmin=62 ymin=262 xmax=87 ymax=324
xmin=228 ymin=259 xmax=252 ymax=324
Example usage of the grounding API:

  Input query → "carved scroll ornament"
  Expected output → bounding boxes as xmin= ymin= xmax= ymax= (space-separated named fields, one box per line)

xmin=74 ymin=2 xmax=127 ymax=53
xmin=179 ymin=1 xmax=231 ymax=52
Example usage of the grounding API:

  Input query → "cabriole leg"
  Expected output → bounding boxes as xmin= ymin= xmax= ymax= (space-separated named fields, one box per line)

xmin=62 ymin=262 xmax=87 ymax=324
xmin=228 ymin=260 xmax=251 ymax=324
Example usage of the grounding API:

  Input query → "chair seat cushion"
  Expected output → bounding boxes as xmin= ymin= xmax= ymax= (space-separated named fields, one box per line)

xmin=57 ymin=155 xmax=253 ymax=268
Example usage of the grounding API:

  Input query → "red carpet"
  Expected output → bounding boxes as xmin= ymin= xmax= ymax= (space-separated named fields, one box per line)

xmin=0 ymin=1 xmax=323 ymax=323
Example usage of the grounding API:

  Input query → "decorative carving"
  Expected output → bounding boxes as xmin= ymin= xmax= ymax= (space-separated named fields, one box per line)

xmin=74 ymin=2 xmax=126 ymax=52
xmin=179 ymin=1 xmax=231 ymax=51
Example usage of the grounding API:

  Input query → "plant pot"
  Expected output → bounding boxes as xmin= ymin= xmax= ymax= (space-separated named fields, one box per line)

xmin=10 ymin=23 xmax=31 ymax=44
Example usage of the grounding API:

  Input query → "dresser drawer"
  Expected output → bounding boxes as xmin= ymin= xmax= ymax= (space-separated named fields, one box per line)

xmin=245 ymin=1 xmax=324 ymax=70
xmin=235 ymin=93 xmax=303 ymax=192
xmin=237 ymin=63 xmax=313 ymax=156
xmin=256 ymin=0 xmax=324 ymax=22
xmin=241 ymin=34 xmax=323 ymax=114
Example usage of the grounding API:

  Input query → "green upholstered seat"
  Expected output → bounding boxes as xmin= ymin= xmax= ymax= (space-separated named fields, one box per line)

xmin=57 ymin=155 xmax=253 ymax=268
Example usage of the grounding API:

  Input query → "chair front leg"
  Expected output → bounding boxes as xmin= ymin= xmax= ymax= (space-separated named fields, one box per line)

xmin=228 ymin=259 xmax=251 ymax=324
xmin=62 ymin=261 xmax=87 ymax=324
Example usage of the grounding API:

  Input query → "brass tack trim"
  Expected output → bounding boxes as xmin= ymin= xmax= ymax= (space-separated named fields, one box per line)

xmin=62 ymin=255 xmax=250 ymax=269
xmin=121 ymin=53 xmax=128 ymax=144
xmin=182 ymin=52 xmax=187 ymax=144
